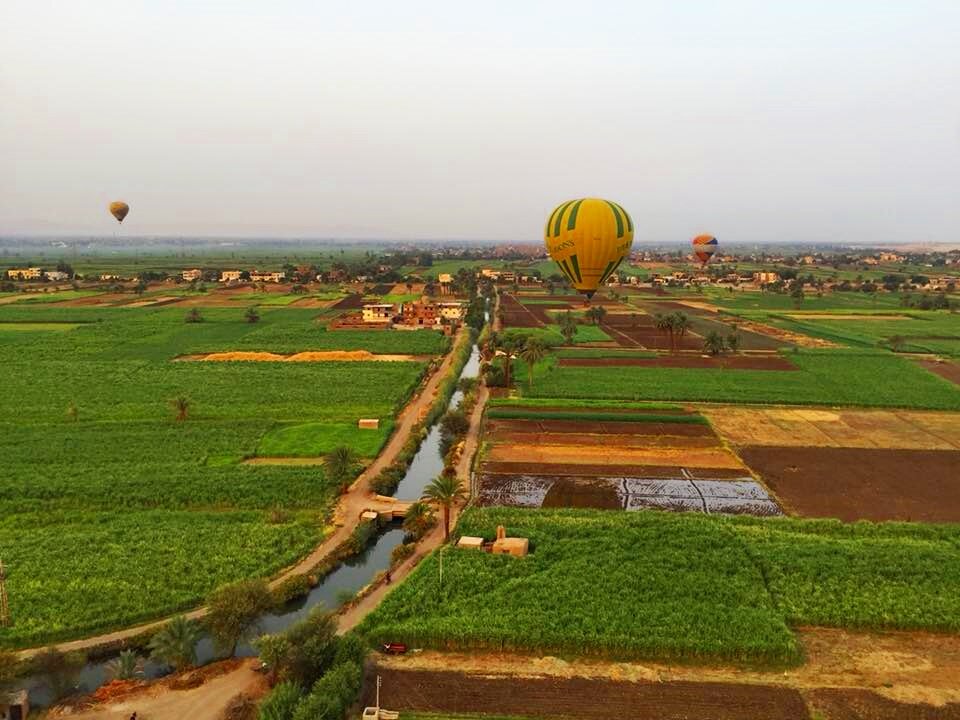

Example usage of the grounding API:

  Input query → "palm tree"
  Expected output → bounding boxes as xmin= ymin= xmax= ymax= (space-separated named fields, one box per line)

xmin=106 ymin=649 xmax=143 ymax=681
xmin=245 ymin=306 xmax=260 ymax=324
xmin=422 ymin=475 xmax=466 ymax=540
xmin=325 ymin=446 xmax=357 ymax=492
xmin=654 ymin=313 xmax=674 ymax=352
xmin=402 ymin=501 xmax=436 ymax=539
xmin=672 ymin=313 xmax=692 ymax=352
xmin=171 ymin=396 xmax=190 ymax=422
xmin=185 ymin=308 xmax=203 ymax=323
xmin=148 ymin=615 xmax=201 ymax=672
xmin=726 ymin=333 xmax=741 ymax=354
xmin=559 ymin=311 xmax=577 ymax=346
xmin=519 ymin=339 xmax=548 ymax=391
xmin=593 ymin=305 xmax=607 ymax=325
xmin=703 ymin=331 xmax=726 ymax=356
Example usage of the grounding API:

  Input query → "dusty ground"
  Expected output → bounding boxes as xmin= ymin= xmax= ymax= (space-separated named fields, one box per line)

xmin=50 ymin=659 xmax=268 ymax=720
xmin=727 ymin=317 xmax=839 ymax=348
xmin=372 ymin=626 xmax=960 ymax=710
xmin=702 ymin=407 xmax=960 ymax=451
xmin=486 ymin=417 xmax=715 ymax=437
xmin=485 ymin=442 xmax=746 ymax=469
xmin=738 ymin=446 xmax=960 ymax=522
xmin=481 ymin=461 xmax=749 ymax=478
xmin=365 ymin=667 xmax=810 ymax=720
xmin=919 ymin=359 xmax=960 ymax=387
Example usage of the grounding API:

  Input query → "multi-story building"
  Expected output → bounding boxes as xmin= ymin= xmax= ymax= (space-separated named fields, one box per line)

xmin=182 ymin=268 xmax=203 ymax=282
xmin=6 ymin=267 xmax=42 ymax=280
xmin=220 ymin=270 xmax=243 ymax=283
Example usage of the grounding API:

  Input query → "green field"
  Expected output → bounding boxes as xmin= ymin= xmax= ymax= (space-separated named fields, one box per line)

xmin=5 ymin=289 xmax=104 ymax=304
xmin=257 ymin=420 xmax=396 ymax=458
xmin=358 ymin=508 xmax=960 ymax=665
xmin=708 ymin=289 xmax=904 ymax=312
xmin=765 ymin=312 xmax=960 ymax=356
xmin=0 ymin=303 xmax=432 ymax=649
xmin=517 ymin=351 xmax=960 ymax=409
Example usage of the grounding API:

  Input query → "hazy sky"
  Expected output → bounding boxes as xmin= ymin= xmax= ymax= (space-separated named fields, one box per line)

xmin=2 ymin=1 xmax=958 ymax=243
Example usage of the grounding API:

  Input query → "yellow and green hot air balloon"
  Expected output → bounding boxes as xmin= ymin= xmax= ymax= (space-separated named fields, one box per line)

xmin=544 ymin=198 xmax=634 ymax=299
xmin=109 ymin=201 xmax=130 ymax=223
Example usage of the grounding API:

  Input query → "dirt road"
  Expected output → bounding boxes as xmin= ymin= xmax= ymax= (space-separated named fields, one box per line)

xmin=50 ymin=660 xmax=268 ymax=720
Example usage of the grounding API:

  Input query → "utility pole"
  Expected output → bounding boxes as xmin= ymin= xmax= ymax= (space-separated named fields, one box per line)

xmin=0 ymin=557 xmax=10 ymax=627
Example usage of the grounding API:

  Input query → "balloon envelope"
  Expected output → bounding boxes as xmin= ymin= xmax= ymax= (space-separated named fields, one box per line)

xmin=109 ymin=201 xmax=130 ymax=223
xmin=544 ymin=198 xmax=634 ymax=298
xmin=692 ymin=234 xmax=717 ymax=265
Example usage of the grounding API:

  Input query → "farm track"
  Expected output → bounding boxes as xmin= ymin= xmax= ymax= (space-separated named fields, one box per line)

xmin=16 ymin=328 xmax=469 ymax=661
xmin=372 ymin=624 xmax=960 ymax=712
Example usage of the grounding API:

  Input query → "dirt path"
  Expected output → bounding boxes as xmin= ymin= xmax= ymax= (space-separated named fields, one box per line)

xmin=374 ymin=625 xmax=960 ymax=707
xmin=51 ymin=660 xmax=268 ymax=720
xmin=336 ymin=383 xmax=489 ymax=634
xmin=18 ymin=329 xmax=468 ymax=661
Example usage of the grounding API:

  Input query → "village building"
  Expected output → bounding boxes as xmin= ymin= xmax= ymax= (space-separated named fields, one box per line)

xmin=250 ymin=270 xmax=286 ymax=283
xmin=438 ymin=273 xmax=454 ymax=295
xmin=5 ymin=268 xmax=42 ymax=280
xmin=362 ymin=303 xmax=398 ymax=324
xmin=43 ymin=270 xmax=70 ymax=282
xmin=182 ymin=268 xmax=203 ymax=282
xmin=220 ymin=270 xmax=243 ymax=283
xmin=753 ymin=271 xmax=780 ymax=284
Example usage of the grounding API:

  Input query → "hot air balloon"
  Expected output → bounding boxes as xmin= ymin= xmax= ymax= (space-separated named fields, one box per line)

xmin=544 ymin=198 xmax=634 ymax=299
xmin=109 ymin=201 xmax=130 ymax=224
xmin=692 ymin=234 xmax=718 ymax=266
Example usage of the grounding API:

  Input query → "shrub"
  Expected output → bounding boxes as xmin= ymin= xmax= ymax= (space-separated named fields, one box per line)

xmin=272 ymin=574 xmax=313 ymax=607
xmin=258 ymin=681 xmax=303 ymax=720
xmin=291 ymin=661 xmax=362 ymax=720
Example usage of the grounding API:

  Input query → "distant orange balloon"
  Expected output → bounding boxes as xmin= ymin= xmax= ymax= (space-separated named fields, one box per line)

xmin=109 ymin=201 xmax=130 ymax=223
xmin=692 ymin=234 xmax=717 ymax=265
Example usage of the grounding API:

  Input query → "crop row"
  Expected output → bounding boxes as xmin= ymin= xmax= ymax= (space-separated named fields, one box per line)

xmin=358 ymin=507 xmax=960 ymax=665
xmin=516 ymin=351 xmax=960 ymax=409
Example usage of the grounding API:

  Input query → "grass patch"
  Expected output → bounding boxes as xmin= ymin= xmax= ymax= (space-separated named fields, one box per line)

xmin=487 ymin=398 xmax=683 ymax=411
xmin=257 ymin=420 xmax=395 ymax=458
xmin=519 ymin=351 xmax=960 ymax=409
xmin=503 ymin=325 xmax=611 ymax=345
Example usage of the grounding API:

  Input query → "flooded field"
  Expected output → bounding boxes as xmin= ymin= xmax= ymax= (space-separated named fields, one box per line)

xmin=476 ymin=473 xmax=782 ymax=516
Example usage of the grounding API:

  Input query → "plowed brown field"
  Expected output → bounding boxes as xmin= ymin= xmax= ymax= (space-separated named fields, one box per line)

xmin=364 ymin=668 xmax=811 ymax=720
xmin=806 ymin=689 xmax=960 ymax=719
xmin=739 ymin=447 xmax=960 ymax=522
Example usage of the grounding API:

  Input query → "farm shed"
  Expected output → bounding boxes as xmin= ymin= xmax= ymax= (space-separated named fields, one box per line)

xmin=1 ymin=690 xmax=29 ymax=720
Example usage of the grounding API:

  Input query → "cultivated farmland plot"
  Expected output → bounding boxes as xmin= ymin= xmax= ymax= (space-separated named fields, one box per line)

xmin=0 ymin=303 xmax=436 ymax=648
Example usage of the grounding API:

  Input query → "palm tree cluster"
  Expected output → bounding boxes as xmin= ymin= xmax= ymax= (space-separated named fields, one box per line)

xmin=484 ymin=332 xmax=550 ymax=390
xmin=585 ymin=305 xmax=607 ymax=325
xmin=654 ymin=312 xmax=692 ymax=353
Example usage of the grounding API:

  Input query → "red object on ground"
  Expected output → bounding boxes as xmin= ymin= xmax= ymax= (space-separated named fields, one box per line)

xmin=382 ymin=642 xmax=408 ymax=655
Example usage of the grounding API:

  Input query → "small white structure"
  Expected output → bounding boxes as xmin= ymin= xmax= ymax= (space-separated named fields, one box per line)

xmin=456 ymin=536 xmax=484 ymax=550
